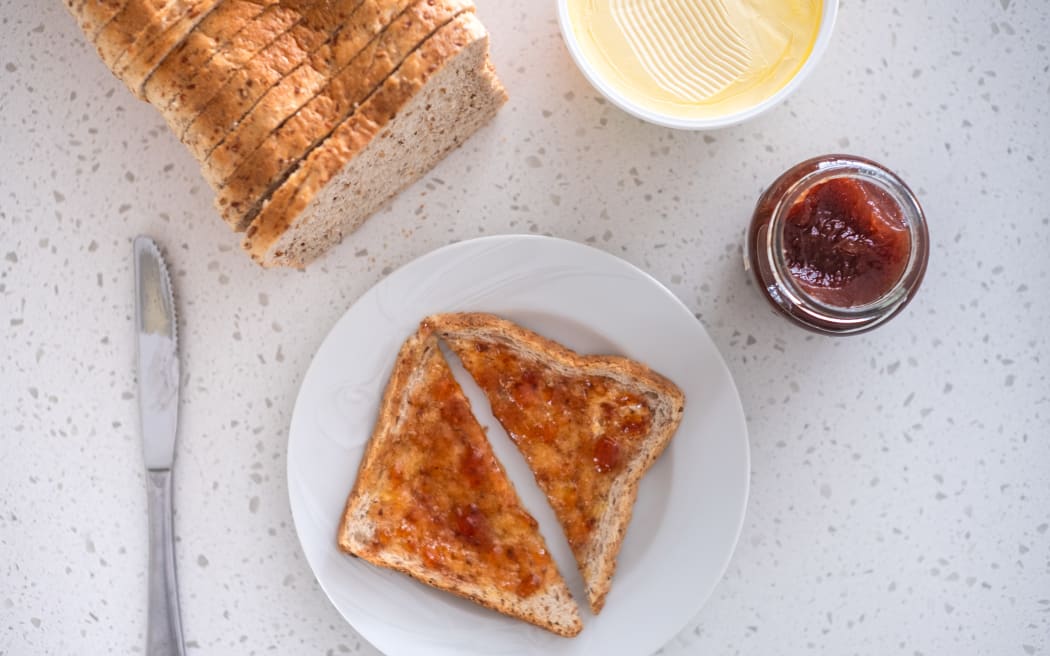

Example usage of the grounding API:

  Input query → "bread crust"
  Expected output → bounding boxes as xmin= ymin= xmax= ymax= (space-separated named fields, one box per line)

xmin=243 ymin=13 xmax=490 ymax=260
xmin=94 ymin=0 xmax=183 ymax=70
xmin=75 ymin=0 xmax=129 ymax=41
xmin=194 ymin=0 xmax=419 ymax=192
xmin=160 ymin=4 xmax=301 ymax=135
xmin=110 ymin=0 xmax=228 ymax=96
xmin=426 ymin=312 xmax=686 ymax=614
xmin=180 ymin=0 xmax=365 ymax=162
xmin=211 ymin=0 xmax=472 ymax=229
xmin=338 ymin=324 xmax=583 ymax=637
xmin=142 ymin=0 xmax=272 ymax=109
xmin=118 ymin=0 xmax=226 ymax=98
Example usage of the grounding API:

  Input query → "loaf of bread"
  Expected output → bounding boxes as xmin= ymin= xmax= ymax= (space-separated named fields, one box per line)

xmin=66 ymin=0 xmax=505 ymax=267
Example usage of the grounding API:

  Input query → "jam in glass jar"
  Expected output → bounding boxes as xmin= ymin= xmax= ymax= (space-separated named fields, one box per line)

xmin=745 ymin=155 xmax=929 ymax=335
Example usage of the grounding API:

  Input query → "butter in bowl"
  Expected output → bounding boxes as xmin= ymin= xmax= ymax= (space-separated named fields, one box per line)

xmin=558 ymin=0 xmax=838 ymax=129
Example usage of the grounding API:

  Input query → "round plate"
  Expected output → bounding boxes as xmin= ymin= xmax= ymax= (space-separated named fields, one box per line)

xmin=287 ymin=235 xmax=750 ymax=655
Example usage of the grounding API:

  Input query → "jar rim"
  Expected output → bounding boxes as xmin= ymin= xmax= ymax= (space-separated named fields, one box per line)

xmin=762 ymin=155 xmax=930 ymax=333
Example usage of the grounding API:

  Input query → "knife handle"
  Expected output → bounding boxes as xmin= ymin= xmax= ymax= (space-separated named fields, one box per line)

xmin=146 ymin=470 xmax=186 ymax=656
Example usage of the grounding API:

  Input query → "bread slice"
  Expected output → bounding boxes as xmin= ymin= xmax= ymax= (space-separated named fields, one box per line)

xmin=70 ymin=0 xmax=128 ymax=42
xmin=338 ymin=324 xmax=582 ymax=638
xmin=142 ymin=0 xmax=272 ymax=109
xmin=426 ymin=313 xmax=686 ymax=614
xmin=199 ymin=0 xmax=445 ymax=194
xmin=180 ymin=0 xmax=364 ymax=162
xmin=212 ymin=0 xmax=474 ymax=229
xmin=108 ymin=0 xmax=225 ymax=91
xmin=247 ymin=61 xmax=504 ymax=266
xmin=93 ymin=0 xmax=184 ymax=70
xmin=160 ymin=4 xmax=301 ymax=136
xmin=117 ymin=0 xmax=225 ymax=98
xmin=243 ymin=14 xmax=506 ymax=266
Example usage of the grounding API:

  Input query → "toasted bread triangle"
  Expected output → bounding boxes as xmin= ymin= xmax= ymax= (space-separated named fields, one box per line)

xmin=338 ymin=324 xmax=582 ymax=637
xmin=428 ymin=313 xmax=686 ymax=613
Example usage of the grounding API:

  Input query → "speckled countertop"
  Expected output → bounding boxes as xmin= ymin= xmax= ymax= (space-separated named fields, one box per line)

xmin=2 ymin=1 xmax=1048 ymax=654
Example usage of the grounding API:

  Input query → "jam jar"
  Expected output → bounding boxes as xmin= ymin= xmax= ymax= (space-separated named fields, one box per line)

xmin=745 ymin=155 xmax=929 ymax=335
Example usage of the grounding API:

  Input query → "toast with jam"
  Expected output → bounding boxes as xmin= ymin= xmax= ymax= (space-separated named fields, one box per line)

xmin=337 ymin=324 xmax=582 ymax=637
xmin=427 ymin=313 xmax=686 ymax=614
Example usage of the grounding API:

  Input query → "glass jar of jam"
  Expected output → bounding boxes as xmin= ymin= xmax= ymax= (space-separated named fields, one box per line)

xmin=745 ymin=155 xmax=929 ymax=335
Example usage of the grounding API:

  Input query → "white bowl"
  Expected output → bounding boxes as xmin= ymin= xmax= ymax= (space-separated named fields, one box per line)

xmin=556 ymin=0 xmax=839 ymax=130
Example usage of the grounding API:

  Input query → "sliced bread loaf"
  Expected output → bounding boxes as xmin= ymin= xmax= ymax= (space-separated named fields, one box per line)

xmin=213 ymin=0 xmax=474 ymax=230
xmin=179 ymin=0 xmax=364 ymax=161
xmin=69 ymin=1 xmax=506 ymax=268
xmin=142 ymin=0 xmax=271 ymax=109
xmin=198 ymin=0 xmax=432 ymax=191
xmin=244 ymin=13 xmax=505 ymax=267
xmin=161 ymin=3 xmax=300 ymax=135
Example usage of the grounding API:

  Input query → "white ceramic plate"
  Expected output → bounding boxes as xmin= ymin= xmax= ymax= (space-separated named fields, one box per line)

xmin=287 ymin=235 xmax=750 ymax=656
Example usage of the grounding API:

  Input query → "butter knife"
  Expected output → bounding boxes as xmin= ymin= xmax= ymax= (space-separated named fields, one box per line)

xmin=134 ymin=236 xmax=186 ymax=656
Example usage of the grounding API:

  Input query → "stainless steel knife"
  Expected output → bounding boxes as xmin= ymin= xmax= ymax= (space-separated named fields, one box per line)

xmin=134 ymin=236 xmax=186 ymax=656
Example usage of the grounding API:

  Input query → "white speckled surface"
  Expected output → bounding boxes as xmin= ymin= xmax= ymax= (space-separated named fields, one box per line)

xmin=1 ymin=1 xmax=1048 ymax=654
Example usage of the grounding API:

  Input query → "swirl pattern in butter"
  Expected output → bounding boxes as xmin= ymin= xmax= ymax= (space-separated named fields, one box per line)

xmin=568 ymin=0 xmax=823 ymax=119
xmin=610 ymin=0 xmax=753 ymax=102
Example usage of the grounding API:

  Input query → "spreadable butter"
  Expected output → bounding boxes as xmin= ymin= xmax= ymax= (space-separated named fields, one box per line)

xmin=566 ymin=0 xmax=823 ymax=120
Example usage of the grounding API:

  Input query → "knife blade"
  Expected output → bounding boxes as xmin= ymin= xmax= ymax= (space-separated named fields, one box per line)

xmin=135 ymin=236 xmax=179 ymax=470
xmin=134 ymin=236 xmax=186 ymax=656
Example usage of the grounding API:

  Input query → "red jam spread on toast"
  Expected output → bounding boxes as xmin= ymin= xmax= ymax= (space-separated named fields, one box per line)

xmin=782 ymin=177 xmax=911 ymax=307
xmin=366 ymin=351 xmax=555 ymax=598
xmin=456 ymin=341 xmax=653 ymax=552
